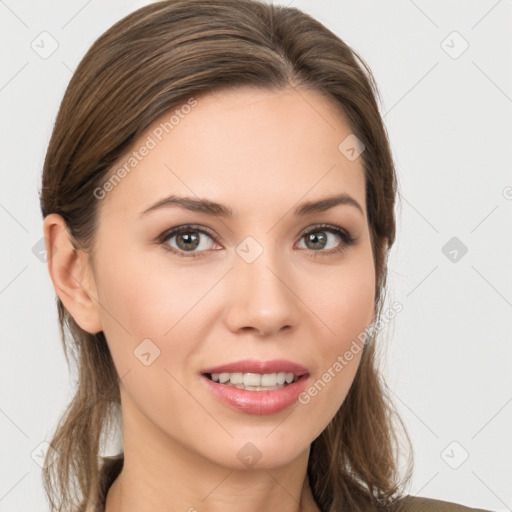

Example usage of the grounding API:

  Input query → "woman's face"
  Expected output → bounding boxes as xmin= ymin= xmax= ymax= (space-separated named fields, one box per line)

xmin=87 ymin=86 xmax=376 ymax=469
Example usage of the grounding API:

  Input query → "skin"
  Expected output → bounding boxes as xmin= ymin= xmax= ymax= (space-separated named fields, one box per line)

xmin=44 ymin=86 xmax=380 ymax=512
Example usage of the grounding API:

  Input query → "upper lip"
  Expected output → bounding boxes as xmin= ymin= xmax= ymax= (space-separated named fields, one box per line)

xmin=201 ymin=359 xmax=309 ymax=376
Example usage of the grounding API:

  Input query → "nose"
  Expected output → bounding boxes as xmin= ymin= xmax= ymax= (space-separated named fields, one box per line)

xmin=223 ymin=246 xmax=301 ymax=338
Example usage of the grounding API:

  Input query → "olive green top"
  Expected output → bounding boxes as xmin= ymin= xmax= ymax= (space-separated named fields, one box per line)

xmin=91 ymin=455 xmax=493 ymax=512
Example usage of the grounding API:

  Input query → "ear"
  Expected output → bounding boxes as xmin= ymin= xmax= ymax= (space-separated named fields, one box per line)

xmin=43 ymin=213 xmax=103 ymax=334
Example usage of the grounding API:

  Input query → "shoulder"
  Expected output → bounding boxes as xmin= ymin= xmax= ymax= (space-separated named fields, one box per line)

xmin=91 ymin=461 xmax=496 ymax=512
xmin=396 ymin=495 xmax=494 ymax=512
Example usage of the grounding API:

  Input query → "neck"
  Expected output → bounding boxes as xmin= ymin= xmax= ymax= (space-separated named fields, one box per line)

xmin=106 ymin=461 xmax=319 ymax=512
xmin=104 ymin=393 xmax=320 ymax=512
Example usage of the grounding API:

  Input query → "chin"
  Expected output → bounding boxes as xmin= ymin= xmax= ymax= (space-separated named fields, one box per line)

xmin=199 ymin=432 xmax=312 ymax=471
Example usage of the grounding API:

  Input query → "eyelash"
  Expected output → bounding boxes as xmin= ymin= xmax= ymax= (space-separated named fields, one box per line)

xmin=157 ymin=223 xmax=356 ymax=259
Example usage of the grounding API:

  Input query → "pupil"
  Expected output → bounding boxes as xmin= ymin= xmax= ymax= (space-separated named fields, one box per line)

xmin=307 ymin=232 xmax=326 ymax=250
xmin=178 ymin=232 xmax=199 ymax=250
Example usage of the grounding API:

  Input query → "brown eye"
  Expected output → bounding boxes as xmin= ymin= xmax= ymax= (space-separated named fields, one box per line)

xmin=303 ymin=231 xmax=328 ymax=250
xmin=297 ymin=224 xmax=356 ymax=254
xmin=159 ymin=225 xmax=219 ymax=258
xmin=174 ymin=231 xmax=201 ymax=251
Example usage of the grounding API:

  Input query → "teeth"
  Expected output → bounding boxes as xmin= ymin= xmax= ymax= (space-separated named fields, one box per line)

xmin=229 ymin=372 xmax=243 ymax=384
xmin=208 ymin=371 xmax=299 ymax=389
xmin=243 ymin=373 xmax=261 ymax=386
xmin=261 ymin=373 xmax=276 ymax=386
xmin=218 ymin=372 xmax=230 ymax=384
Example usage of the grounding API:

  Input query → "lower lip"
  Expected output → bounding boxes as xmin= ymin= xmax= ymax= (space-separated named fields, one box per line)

xmin=200 ymin=375 xmax=309 ymax=415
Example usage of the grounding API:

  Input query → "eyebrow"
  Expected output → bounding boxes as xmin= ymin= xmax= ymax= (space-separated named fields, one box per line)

xmin=139 ymin=193 xmax=364 ymax=218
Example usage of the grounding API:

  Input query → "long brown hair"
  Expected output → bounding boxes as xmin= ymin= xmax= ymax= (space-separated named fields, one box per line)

xmin=39 ymin=1 xmax=413 ymax=510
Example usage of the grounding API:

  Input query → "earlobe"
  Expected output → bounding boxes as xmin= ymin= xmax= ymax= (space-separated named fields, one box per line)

xmin=43 ymin=213 xmax=103 ymax=334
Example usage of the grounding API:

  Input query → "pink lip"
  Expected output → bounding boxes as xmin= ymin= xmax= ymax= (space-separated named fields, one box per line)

xmin=200 ymin=359 xmax=310 ymax=415
xmin=201 ymin=358 xmax=309 ymax=376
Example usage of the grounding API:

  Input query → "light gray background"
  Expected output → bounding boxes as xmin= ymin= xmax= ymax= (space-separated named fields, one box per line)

xmin=1 ymin=1 xmax=511 ymax=511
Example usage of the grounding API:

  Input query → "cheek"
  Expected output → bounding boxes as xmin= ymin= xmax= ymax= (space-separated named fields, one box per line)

xmin=93 ymin=247 xmax=222 ymax=371
xmin=93 ymin=254 xmax=208 ymax=417
xmin=294 ymin=256 xmax=375 ymax=423
xmin=300 ymin=255 xmax=376 ymax=349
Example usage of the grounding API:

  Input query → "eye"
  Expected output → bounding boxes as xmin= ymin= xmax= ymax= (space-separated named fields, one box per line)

xmin=157 ymin=223 xmax=356 ymax=259
xmin=296 ymin=224 xmax=356 ymax=255
xmin=158 ymin=224 xmax=220 ymax=258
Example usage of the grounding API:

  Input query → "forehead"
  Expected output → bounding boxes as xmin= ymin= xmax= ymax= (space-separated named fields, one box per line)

xmin=98 ymin=86 xmax=366 ymax=220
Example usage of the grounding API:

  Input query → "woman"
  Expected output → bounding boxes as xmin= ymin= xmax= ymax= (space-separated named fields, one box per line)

xmin=39 ymin=1 xmax=492 ymax=511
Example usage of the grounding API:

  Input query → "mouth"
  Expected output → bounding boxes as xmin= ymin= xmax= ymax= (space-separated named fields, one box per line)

xmin=204 ymin=371 xmax=301 ymax=391
xmin=199 ymin=359 xmax=310 ymax=414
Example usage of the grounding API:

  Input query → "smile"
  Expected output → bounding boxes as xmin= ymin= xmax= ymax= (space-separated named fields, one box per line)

xmin=200 ymin=359 xmax=310 ymax=414
xmin=205 ymin=371 xmax=299 ymax=391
